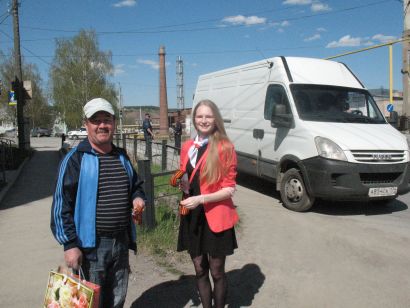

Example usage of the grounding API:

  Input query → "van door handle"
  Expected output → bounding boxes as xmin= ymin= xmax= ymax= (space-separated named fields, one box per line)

xmin=253 ymin=129 xmax=264 ymax=139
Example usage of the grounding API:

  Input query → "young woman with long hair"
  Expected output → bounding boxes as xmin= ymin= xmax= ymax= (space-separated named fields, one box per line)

xmin=177 ymin=99 xmax=239 ymax=308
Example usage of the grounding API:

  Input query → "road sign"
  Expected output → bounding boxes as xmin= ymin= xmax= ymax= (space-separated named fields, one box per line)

xmin=387 ymin=103 xmax=394 ymax=112
xmin=8 ymin=91 xmax=16 ymax=106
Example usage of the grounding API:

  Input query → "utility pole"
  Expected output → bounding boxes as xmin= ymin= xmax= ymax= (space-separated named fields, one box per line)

xmin=176 ymin=56 xmax=185 ymax=110
xmin=402 ymin=0 xmax=410 ymax=125
xmin=12 ymin=0 xmax=28 ymax=149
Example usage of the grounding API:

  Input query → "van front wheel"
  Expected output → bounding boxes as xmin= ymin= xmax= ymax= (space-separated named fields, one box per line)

xmin=280 ymin=168 xmax=314 ymax=212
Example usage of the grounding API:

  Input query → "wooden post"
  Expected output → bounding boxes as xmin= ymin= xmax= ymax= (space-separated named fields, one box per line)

xmin=161 ymin=139 xmax=167 ymax=171
xmin=147 ymin=139 xmax=152 ymax=160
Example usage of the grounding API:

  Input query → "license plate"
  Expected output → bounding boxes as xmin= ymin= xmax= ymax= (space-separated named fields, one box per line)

xmin=368 ymin=187 xmax=397 ymax=197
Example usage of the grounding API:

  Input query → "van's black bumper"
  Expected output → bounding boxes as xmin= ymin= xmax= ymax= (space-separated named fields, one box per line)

xmin=299 ymin=157 xmax=410 ymax=201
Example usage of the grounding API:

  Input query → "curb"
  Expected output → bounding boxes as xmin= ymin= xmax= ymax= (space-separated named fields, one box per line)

xmin=0 ymin=156 xmax=30 ymax=205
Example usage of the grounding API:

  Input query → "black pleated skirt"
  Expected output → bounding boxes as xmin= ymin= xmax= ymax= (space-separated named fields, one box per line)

xmin=176 ymin=145 xmax=238 ymax=257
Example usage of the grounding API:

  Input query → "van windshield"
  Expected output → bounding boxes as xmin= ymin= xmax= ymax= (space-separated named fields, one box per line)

xmin=290 ymin=84 xmax=386 ymax=124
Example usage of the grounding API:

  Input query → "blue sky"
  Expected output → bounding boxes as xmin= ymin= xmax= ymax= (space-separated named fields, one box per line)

xmin=0 ymin=0 xmax=404 ymax=108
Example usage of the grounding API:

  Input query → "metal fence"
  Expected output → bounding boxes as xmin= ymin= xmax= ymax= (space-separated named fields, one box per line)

xmin=114 ymin=133 xmax=183 ymax=229
xmin=0 ymin=138 xmax=17 ymax=188
xmin=66 ymin=133 xmax=186 ymax=229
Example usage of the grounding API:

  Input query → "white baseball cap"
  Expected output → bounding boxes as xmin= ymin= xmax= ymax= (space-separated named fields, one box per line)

xmin=83 ymin=98 xmax=115 ymax=119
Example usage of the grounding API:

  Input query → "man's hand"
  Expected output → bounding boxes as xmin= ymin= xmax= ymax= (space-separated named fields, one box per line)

xmin=133 ymin=197 xmax=145 ymax=213
xmin=64 ymin=247 xmax=82 ymax=270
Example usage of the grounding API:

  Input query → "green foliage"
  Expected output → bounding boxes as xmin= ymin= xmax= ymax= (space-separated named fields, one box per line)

xmin=50 ymin=30 xmax=118 ymax=129
xmin=137 ymin=203 xmax=179 ymax=257
xmin=0 ymin=51 xmax=51 ymax=128
xmin=135 ymin=165 xmax=188 ymax=272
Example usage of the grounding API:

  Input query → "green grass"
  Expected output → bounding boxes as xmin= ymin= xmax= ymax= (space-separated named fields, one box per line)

xmin=135 ymin=163 xmax=242 ymax=274
xmin=136 ymin=201 xmax=188 ymax=274
xmin=137 ymin=201 xmax=178 ymax=255
xmin=134 ymin=163 xmax=186 ymax=272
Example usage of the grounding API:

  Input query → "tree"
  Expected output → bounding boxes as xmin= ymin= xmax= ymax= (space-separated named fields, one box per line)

xmin=50 ymin=30 xmax=117 ymax=129
xmin=0 ymin=51 xmax=51 ymax=128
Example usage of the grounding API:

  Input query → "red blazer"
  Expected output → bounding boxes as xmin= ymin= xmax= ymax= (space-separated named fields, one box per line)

xmin=180 ymin=139 xmax=239 ymax=233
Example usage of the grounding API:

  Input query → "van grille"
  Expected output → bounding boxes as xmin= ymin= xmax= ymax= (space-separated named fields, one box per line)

xmin=351 ymin=150 xmax=405 ymax=163
xmin=360 ymin=173 xmax=401 ymax=185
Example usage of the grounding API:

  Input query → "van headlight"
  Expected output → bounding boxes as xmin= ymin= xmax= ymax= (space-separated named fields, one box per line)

xmin=314 ymin=136 xmax=347 ymax=161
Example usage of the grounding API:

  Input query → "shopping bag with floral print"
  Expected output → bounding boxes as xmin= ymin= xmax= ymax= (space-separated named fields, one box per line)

xmin=43 ymin=267 xmax=100 ymax=308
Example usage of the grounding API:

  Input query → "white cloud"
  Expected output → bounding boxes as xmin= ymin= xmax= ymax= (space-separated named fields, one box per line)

xmin=113 ymin=64 xmax=125 ymax=76
xmin=281 ymin=20 xmax=290 ymax=27
xmin=326 ymin=34 xmax=398 ymax=48
xmin=326 ymin=35 xmax=362 ymax=48
xmin=372 ymin=34 xmax=397 ymax=43
xmin=222 ymin=15 xmax=266 ymax=26
xmin=113 ymin=0 xmax=137 ymax=8
xmin=304 ymin=34 xmax=321 ymax=42
xmin=283 ymin=0 xmax=312 ymax=5
xmin=264 ymin=20 xmax=290 ymax=31
xmin=316 ymin=27 xmax=326 ymax=32
xmin=363 ymin=40 xmax=375 ymax=46
xmin=311 ymin=2 xmax=331 ymax=12
xmin=137 ymin=59 xmax=159 ymax=70
xmin=137 ymin=59 xmax=170 ymax=70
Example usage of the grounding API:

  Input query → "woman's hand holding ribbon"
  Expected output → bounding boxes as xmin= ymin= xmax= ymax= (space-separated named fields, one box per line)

xmin=180 ymin=195 xmax=205 ymax=210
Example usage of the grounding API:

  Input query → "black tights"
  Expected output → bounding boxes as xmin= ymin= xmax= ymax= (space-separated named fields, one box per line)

xmin=191 ymin=254 xmax=227 ymax=308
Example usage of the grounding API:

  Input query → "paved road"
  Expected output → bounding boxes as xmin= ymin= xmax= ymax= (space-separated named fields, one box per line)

xmin=229 ymin=175 xmax=410 ymax=308
xmin=1 ymin=137 xmax=410 ymax=307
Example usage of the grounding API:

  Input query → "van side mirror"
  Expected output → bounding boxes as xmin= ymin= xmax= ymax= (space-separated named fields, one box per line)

xmin=271 ymin=104 xmax=293 ymax=128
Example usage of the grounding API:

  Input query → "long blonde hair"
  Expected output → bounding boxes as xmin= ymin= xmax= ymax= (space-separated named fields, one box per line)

xmin=193 ymin=99 xmax=234 ymax=184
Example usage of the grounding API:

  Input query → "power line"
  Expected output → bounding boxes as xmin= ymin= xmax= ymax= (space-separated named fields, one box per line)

xmin=14 ymin=0 xmax=395 ymax=36
xmin=0 ymin=0 xmax=398 ymax=70
xmin=0 ymin=13 xmax=9 ymax=25
xmin=0 ymin=28 xmax=51 ymax=65
xmin=14 ymin=44 xmax=324 ymax=61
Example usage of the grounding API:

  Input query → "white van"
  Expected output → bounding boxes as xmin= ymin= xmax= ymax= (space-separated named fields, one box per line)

xmin=192 ymin=56 xmax=410 ymax=211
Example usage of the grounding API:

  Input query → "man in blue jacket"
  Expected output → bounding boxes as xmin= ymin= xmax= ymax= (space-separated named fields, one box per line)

xmin=51 ymin=98 xmax=146 ymax=308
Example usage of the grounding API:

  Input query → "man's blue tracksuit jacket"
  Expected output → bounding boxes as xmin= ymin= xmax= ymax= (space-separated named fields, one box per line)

xmin=50 ymin=138 xmax=145 ymax=252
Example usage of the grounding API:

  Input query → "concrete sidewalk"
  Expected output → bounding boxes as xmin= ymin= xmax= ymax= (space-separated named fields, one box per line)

xmin=0 ymin=137 xmax=64 ymax=307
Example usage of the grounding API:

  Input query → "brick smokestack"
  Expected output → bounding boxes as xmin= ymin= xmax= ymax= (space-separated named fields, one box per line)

xmin=159 ymin=45 xmax=169 ymax=135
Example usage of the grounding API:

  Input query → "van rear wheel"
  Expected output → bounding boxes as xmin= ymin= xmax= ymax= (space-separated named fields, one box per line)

xmin=280 ymin=168 xmax=314 ymax=212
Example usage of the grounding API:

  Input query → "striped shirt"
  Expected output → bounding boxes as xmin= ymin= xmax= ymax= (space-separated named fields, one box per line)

xmin=96 ymin=153 xmax=130 ymax=234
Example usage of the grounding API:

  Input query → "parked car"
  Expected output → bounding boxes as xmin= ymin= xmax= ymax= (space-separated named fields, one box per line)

xmin=67 ymin=127 xmax=88 ymax=139
xmin=31 ymin=127 xmax=51 ymax=137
